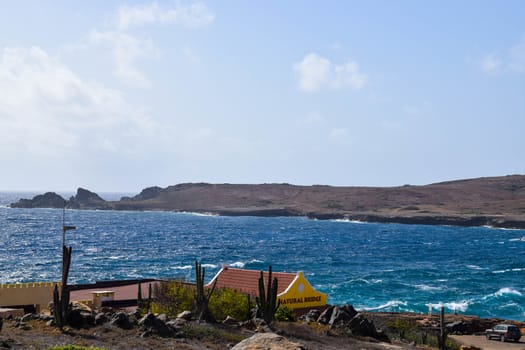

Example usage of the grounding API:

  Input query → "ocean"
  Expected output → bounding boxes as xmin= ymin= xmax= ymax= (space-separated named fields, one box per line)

xmin=1 ymin=192 xmax=524 ymax=321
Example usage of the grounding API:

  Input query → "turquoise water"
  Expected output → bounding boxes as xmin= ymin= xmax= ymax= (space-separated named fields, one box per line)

xmin=1 ymin=194 xmax=524 ymax=320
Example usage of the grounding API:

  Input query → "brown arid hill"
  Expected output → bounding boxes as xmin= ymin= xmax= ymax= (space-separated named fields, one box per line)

xmin=10 ymin=175 xmax=525 ymax=229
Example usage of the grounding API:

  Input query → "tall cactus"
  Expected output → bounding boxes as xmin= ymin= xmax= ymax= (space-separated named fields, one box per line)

xmin=53 ymin=245 xmax=72 ymax=328
xmin=194 ymin=260 xmax=217 ymax=322
xmin=255 ymin=265 xmax=281 ymax=325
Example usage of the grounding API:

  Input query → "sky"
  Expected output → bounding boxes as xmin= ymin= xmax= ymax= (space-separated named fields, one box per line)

xmin=0 ymin=1 xmax=524 ymax=193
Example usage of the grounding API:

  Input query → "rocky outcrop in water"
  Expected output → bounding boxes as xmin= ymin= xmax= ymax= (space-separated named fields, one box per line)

xmin=68 ymin=188 xmax=108 ymax=209
xmin=10 ymin=192 xmax=65 ymax=208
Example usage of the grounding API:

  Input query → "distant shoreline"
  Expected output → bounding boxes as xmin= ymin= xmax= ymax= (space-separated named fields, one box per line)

xmin=7 ymin=175 xmax=525 ymax=230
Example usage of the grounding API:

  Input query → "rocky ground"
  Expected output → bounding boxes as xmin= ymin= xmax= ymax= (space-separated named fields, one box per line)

xmin=2 ymin=305 xmax=521 ymax=350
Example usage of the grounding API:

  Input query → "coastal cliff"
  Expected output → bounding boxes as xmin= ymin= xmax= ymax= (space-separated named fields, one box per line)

xmin=9 ymin=175 xmax=525 ymax=229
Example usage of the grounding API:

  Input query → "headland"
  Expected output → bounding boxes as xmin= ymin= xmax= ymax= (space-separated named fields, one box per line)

xmin=9 ymin=174 xmax=525 ymax=229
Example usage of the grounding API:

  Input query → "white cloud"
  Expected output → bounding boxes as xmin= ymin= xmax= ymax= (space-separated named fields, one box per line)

xmin=480 ymin=53 xmax=502 ymax=73
xmin=116 ymin=2 xmax=215 ymax=30
xmin=0 ymin=46 xmax=152 ymax=157
xmin=293 ymin=53 xmax=367 ymax=93
xmin=88 ymin=30 xmax=159 ymax=88
xmin=475 ymin=36 xmax=525 ymax=75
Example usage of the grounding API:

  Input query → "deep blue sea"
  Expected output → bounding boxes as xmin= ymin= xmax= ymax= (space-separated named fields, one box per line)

xmin=1 ymin=192 xmax=524 ymax=321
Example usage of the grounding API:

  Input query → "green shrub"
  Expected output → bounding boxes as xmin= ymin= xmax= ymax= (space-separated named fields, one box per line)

xmin=274 ymin=306 xmax=295 ymax=322
xmin=152 ymin=280 xmax=194 ymax=317
xmin=209 ymin=288 xmax=251 ymax=322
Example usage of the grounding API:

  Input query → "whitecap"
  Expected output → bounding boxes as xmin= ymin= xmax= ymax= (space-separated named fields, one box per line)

xmin=444 ymin=301 xmax=469 ymax=312
xmin=333 ymin=219 xmax=365 ymax=224
xmin=432 ymin=301 xmax=469 ymax=313
xmin=414 ymin=284 xmax=442 ymax=291
xmin=466 ymin=264 xmax=483 ymax=270
xmin=495 ymin=287 xmax=522 ymax=297
xmin=201 ymin=263 xmax=218 ymax=269
xmin=171 ymin=265 xmax=192 ymax=270
xmin=363 ymin=300 xmax=407 ymax=311
xmin=180 ymin=211 xmax=219 ymax=217
xmin=248 ymin=259 xmax=263 ymax=263
xmin=229 ymin=261 xmax=245 ymax=268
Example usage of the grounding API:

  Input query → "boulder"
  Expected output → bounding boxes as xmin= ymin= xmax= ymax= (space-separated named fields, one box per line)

xmin=328 ymin=305 xmax=357 ymax=328
xmin=298 ymin=309 xmax=321 ymax=323
xmin=231 ymin=332 xmax=306 ymax=350
xmin=67 ymin=308 xmax=94 ymax=328
xmin=138 ymin=313 xmax=174 ymax=337
xmin=177 ymin=311 xmax=192 ymax=320
xmin=94 ymin=313 xmax=109 ymax=325
xmin=110 ymin=312 xmax=132 ymax=329
xmin=20 ymin=314 xmax=34 ymax=323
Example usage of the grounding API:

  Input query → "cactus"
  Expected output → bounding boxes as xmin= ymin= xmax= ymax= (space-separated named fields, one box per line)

xmin=53 ymin=245 xmax=72 ymax=329
xmin=147 ymin=283 xmax=152 ymax=313
xmin=137 ymin=282 xmax=144 ymax=314
xmin=255 ymin=265 xmax=281 ymax=325
xmin=194 ymin=260 xmax=217 ymax=322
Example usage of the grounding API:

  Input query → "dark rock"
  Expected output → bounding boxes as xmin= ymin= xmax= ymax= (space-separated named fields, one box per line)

xmin=94 ymin=313 xmax=109 ymax=325
xmin=347 ymin=313 xmax=378 ymax=338
xmin=446 ymin=321 xmax=468 ymax=335
xmin=317 ymin=306 xmax=334 ymax=325
xmin=177 ymin=311 xmax=192 ymax=320
xmin=131 ymin=186 xmax=163 ymax=201
xmin=20 ymin=314 xmax=33 ymax=323
xmin=10 ymin=192 xmax=65 ymax=209
xmin=166 ymin=318 xmax=186 ymax=331
xmin=67 ymin=308 xmax=94 ymax=328
xmin=299 ymin=309 xmax=321 ymax=323
xmin=329 ymin=305 xmax=357 ymax=327
xmin=38 ymin=314 xmax=52 ymax=322
xmin=110 ymin=312 xmax=132 ymax=329
xmin=138 ymin=313 xmax=174 ymax=337
xmin=69 ymin=188 xmax=108 ymax=209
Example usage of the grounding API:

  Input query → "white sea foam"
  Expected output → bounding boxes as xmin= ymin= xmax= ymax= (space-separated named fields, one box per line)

xmin=414 ymin=284 xmax=442 ymax=291
xmin=495 ymin=287 xmax=522 ymax=297
xmin=444 ymin=301 xmax=469 ymax=312
xmin=171 ymin=265 xmax=192 ymax=270
xmin=180 ymin=211 xmax=219 ymax=217
xmin=201 ymin=263 xmax=218 ymax=269
xmin=333 ymin=218 xmax=365 ymax=224
xmin=432 ymin=301 xmax=469 ymax=313
xmin=363 ymin=300 xmax=407 ymax=311
xmin=248 ymin=259 xmax=263 ymax=264
xmin=229 ymin=261 xmax=245 ymax=268
xmin=466 ymin=264 xmax=484 ymax=270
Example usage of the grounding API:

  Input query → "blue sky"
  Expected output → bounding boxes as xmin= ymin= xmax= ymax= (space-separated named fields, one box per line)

xmin=0 ymin=1 xmax=524 ymax=192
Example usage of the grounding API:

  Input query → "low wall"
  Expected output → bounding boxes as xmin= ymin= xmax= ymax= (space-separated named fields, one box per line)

xmin=0 ymin=282 xmax=60 ymax=312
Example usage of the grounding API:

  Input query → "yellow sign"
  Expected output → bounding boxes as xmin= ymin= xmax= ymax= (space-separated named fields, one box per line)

xmin=277 ymin=271 xmax=327 ymax=309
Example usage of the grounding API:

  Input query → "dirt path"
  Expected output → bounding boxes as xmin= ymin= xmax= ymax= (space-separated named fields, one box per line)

xmin=451 ymin=335 xmax=525 ymax=350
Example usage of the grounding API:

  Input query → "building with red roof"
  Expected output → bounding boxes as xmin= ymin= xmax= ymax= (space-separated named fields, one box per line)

xmin=206 ymin=266 xmax=327 ymax=311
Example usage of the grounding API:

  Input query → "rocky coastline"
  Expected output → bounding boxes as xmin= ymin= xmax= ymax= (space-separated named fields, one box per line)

xmin=9 ymin=175 xmax=525 ymax=229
